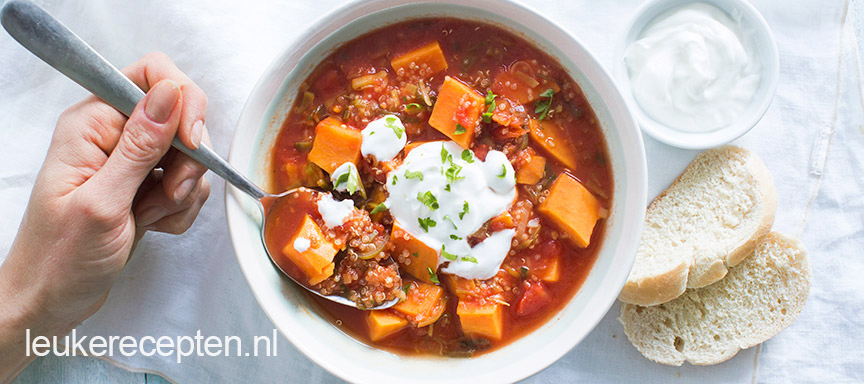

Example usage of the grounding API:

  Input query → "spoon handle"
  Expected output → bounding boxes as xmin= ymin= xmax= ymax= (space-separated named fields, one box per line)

xmin=0 ymin=0 xmax=269 ymax=200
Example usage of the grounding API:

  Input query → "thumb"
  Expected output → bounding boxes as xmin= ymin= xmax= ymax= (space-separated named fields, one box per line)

xmin=85 ymin=80 xmax=182 ymax=208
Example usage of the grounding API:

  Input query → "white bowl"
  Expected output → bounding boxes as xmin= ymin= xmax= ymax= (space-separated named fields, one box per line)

xmin=226 ymin=0 xmax=647 ymax=382
xmin=615 ymin=0 xmax=779 ymax=149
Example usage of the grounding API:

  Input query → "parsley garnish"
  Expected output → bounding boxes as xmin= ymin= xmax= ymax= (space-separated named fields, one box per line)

xmin=444 ymin=184 xmax=451 ymax=192
xmin=427 ymin=267 xmax=440 ymax=284
xmin=369 ymin=203 xmax=387 ymax=215
xmin=418 ymin=217 xmax=437 ymax=232
xmin=404 ymin=170 xmax=423 ymax=181
xmin=460 ymin=256 xmax=478 ymax=263
xmin=443 ymin=215 xmax=458 ymax=229
xmin=440 ymin=245 xmax=458 ymax=261
xmin=450 ymin=234 xmax=463 ymax=240
xmin=445 ymin=163 xmax=464 ymax=184
xmin=535 ymin=89 xmax=554 ymax=121
xmin=441 ymin=145 xmax=449 ymax=164
xmin=454 ymin=124 xmax=466 ymax=135
xmin=497 ymin=164 xmax=507 ymax=178
xmin=461 ymin=149 xmax=474 ymax=163
xmin=482 ymin=90 xmax=497 ymax=123
xmin=384 ymin=116 xmax=404 ymax=139
xmin=417 ymin=191 xmax=439 ymax=210
xmin=459 ymin=201 xmax=469 ymax=220
xmin=402 ymin=284 xmax=411 ymax=295
xmin=334 ymin=164 xmax=361 ymax=195
xmin=412 ymin=252 xmax=419 ymax=258
xmin=391 ymin=175 xmax=398 ymax=185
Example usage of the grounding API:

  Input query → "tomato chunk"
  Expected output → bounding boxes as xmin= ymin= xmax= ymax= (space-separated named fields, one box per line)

xmin=515 ymin=280 xmax=552 ymax=316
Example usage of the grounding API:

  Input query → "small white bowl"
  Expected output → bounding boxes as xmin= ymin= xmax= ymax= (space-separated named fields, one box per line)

xmin=227 ymin=0 xmax=647 ymax=382
xmin=615 ymin=0 xmax=779 ymax=149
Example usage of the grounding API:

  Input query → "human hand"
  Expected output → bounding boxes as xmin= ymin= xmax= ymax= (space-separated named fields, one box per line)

xmin=0 ymin=52 xmax=211 ymax=381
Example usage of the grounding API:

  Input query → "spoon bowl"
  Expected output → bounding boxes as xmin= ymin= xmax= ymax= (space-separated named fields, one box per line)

xmin=0 ymin=0 xmax=397 ymax=310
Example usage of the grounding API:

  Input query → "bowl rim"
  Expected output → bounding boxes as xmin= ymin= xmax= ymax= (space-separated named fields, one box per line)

xmin=614 ymin=0 xmax=780 ymax=149
xmin=226 ymin=0 xmax=647 ymax=382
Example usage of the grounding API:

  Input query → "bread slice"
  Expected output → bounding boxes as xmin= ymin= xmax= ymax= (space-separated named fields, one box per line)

xmin=619 ymin=232 xmax=811 ymax=366
xmin=619 ymin=146 xmax=777 ymax=306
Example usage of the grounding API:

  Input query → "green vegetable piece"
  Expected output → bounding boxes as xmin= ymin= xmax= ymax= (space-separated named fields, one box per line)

xmin=454 ymin=124 xmax=466 ymax=135
xmin=369 ymin=203 xmax=388 ymax=215
xmin=535 ymin=88 xmax=554 ymax=121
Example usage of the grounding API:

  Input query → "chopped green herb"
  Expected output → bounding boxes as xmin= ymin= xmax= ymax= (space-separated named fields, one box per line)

xmin=459 ymin=201 xmax=470 ymax=220
xmin=449 ymin=234 xmax=463 ymax=240
xmin=445 ymin=163 xmax=464 ymax=184
xmin=412 ymin=252 xmax=419 ymax=258
xmin=384 ymin=115 xmax=404 ymax=139
xmin=441 ymin=145 xmax=449 ymax=164
xmin=369 ymin=203 xmax=388 ymax=215
xmin=440 ymin=245 xmax=458 ymax=261
xmin=368 ymin=131 xmax=375 ymax=136
xmin=404 ymin=170 xmax=423 ymax=181
xmin=402 ymin=284 xmax=411 ymax=295
xmin=454 ymin=124 xmax=466 ymax=135
xmin=482 ymin=90 xmax=497 ymax=123
xmin=405 ymin=103 xmax=423 ymax=110
xmin=334 ymin=164 xmax=362 ymax=195
xmin=520 ymin=266 xmax=530 ymax=279
xmin=444 ymin=184 xmax=451 ymax=192
xmin=461 ymin=256 xmax=478 ymax=263
xmin=427 ymin=267 xmax=440 ymax=284
xmin=443 ymin=215 xmax=458 ymax=229
xmin=392 ymin=175 xmax=398 ymax=185
xmin=418 ymin=217 xmax=437 ymax=232
xmin=461 ymin=149 xmax=475 ymax=163
xmin=535 ymin=88 xmax=554 ymax=121
xmin=497 ymin=164 xmax=507 ymax=178
xmin=417 ymin=191 xmax=439 ymax=210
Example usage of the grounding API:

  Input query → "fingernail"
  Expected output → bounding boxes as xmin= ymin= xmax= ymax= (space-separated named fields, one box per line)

xmin=173 ymin=178 xmax=196 ymax=203
xmin=137 ymin=206 xmax=167 ymax=227
xmin=145 ymin=81 xmax=181 ymax=124
xmin=189 ymin=120 xmax=204 ymax=150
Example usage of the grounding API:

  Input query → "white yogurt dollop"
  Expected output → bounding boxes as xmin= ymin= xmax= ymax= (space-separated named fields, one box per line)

xmin=385 ymin=141 xmax=517 ymax=280
xmin=293 ymin=237 xmax=311 ymax=253
xmin=624 ymin=3 xmax=762 ymax=132
xmin=316 ymin=193 xmax=355 ymax=228
xmin=361 ymin=115 xmax=407 ymax=162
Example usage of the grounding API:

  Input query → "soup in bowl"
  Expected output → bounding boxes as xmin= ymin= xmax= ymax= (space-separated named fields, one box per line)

xmin=227 ymin=0 xmax=646 ymax=382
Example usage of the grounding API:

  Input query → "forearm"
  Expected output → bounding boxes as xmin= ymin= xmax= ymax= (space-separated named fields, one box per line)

xmin=0 ymin=250 xmax=54 ymax=383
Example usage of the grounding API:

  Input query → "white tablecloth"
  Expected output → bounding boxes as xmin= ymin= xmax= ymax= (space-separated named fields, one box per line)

xmin=0 ymin=0 xmax=860 ymax=382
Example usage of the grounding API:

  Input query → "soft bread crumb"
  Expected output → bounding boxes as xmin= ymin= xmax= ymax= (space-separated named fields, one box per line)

xmin=619 ymin=146 xmax=777 ymax=306
xmin=619 ymin=232 xmax=811 ymax=366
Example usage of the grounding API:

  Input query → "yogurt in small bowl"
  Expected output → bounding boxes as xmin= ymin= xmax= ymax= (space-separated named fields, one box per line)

xmin=616 ymin=0 xmax=779 ymax=149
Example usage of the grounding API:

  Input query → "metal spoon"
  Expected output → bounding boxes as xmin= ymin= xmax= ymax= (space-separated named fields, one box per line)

xmin=0 ymin=0 xmax=398 ymax=310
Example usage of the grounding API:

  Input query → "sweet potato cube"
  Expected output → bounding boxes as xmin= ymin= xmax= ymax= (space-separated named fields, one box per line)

xmin=536 ymin=255 xmax=561 ymax=282
xmin=393 ymin=281 xmax=446 ymax=327
xmin=457 ymin=301 xmax=503 ymax=340
xmin=307 ymin=117 xmax=362 ymax=174
xmin=391 ymin=222 xmax=439 ymax=284
xmin=529 ymin=120 xmax=578 ymax=170
xmin=516 ymin=154 xmax=546 ymax=185
xmin=366 ymin=310 xmax=408 ymax=341
xmin=282 ymin=215 xmax=338 ymax=285
xmin=390 ymin=41 xmax=448 ymax=77
xmin=428 ymin=76 xmax=484 ymax=149
xmin=537 ymin=173 xmax=602 ymax=248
